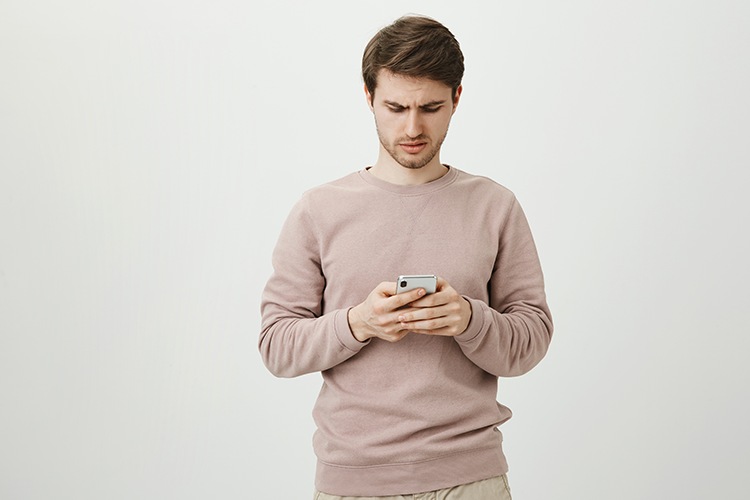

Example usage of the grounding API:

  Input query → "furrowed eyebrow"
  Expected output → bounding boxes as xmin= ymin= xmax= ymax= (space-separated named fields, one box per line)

xmin=384 ymin=100 xmax=406 ymax=109
xmin=419 ymin=100 xmax=446 ymax=109
xmin=383 ymin=100 xmax=447 ymax=110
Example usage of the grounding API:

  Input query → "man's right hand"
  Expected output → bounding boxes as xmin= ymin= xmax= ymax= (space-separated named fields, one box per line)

xmin=347 ymin=282 xmax=427 ymax=343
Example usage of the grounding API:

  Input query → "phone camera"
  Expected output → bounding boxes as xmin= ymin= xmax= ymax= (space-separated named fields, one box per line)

xmin=400 ymin=281 xmax=407 ymax=288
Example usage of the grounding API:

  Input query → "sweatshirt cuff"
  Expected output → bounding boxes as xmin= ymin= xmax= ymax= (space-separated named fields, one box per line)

xmin=454 ymin=297 xmax=486 ymax=344
xmin=334 ymin=308 xmax=370 ymax=353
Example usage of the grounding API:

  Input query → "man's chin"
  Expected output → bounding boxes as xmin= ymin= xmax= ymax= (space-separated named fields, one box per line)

xmin=381 ymin=139 xmax=438 ymax=170
xmin=393 ymin=152 xmax=434 ymax=170
xmin=398 ymin=161 xmax=427 ymax=170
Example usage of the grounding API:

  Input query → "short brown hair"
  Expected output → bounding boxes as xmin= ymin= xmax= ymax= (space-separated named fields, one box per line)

xmin=362 ymin=15 xmax=464 ymax=100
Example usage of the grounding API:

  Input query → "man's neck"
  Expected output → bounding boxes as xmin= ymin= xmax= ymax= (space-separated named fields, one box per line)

xmin=368 ymin=154 xmax=448 ymax=186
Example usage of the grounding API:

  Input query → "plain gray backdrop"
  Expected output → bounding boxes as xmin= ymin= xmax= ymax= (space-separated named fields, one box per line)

xmin=1 ymin=1 xmax=748 ymax=498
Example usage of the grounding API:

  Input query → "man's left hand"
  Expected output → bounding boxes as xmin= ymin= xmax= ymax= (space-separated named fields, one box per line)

xmin=396 ymin=277 xmax=472 ymax=337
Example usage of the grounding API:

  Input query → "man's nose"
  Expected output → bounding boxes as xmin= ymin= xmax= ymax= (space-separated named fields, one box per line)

xmin=404 ymin=111 xmax=423 ymax=138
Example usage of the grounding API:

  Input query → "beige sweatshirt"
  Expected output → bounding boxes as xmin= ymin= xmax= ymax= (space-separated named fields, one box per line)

xmin=259 ymin=166 xmax=553 ymax=496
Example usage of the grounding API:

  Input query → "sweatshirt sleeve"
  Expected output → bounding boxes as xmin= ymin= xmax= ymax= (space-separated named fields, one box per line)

xmin=454 ymin=197 xmax=553 ymax=377
xmin=259 ymin=195 xmax=367 ymax=378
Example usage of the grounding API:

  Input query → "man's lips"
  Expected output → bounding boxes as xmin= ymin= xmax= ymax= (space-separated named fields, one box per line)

xmin=399 ymin=142 xmax=427 ymax=154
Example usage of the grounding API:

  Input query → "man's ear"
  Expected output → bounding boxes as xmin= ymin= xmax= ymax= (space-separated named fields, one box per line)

xmin=452 ymin=85 xmax=463 ymax=114
xmin=365 ymin=84 xmax=374 ymax=112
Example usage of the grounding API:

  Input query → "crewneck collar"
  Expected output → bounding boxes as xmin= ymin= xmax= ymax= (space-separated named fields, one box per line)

xmin=359 ymin=165 xmax=458 ymax=196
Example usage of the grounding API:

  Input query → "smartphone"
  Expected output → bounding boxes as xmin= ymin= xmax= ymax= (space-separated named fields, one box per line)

xmin=396 ymin=275 xmax=437 ymax=295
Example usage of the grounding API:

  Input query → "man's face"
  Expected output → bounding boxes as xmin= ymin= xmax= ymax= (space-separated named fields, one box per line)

xmin=367 ymin=70 xmax=461 ymax=171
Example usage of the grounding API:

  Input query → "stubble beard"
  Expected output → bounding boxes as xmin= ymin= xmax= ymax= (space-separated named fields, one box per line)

xmin=376 ymin=125 xmax=449 ymax=170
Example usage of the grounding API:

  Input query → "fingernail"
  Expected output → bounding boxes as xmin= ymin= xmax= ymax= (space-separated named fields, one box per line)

xmin=398 ymin=315 xmax=404 ymax=322
xmin=418 ymin=289 xmax=425 ymax=296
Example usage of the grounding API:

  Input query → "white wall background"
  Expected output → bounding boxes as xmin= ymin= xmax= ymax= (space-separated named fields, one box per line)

xmin=1 ymin=1 xmax=748 ymax=498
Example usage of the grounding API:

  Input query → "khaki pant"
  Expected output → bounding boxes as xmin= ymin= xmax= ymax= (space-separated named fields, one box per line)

xmin=314 ymin=474 xmax=512 ymax=500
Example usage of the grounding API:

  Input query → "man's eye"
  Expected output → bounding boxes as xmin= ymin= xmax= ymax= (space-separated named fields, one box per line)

xmin=423 ymin=107 xmax=440 ymax=113
xmin=389 ymin=107 xmax=405 ymax=113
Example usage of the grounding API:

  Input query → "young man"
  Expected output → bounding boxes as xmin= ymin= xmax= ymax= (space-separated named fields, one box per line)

xmin=260 ymin=15 xmax=553 ymax=499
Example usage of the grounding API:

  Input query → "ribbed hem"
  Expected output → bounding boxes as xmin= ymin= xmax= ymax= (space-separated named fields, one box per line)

xmin=333 ymin=308 xmax=370 ymax=353
xmin=315 ymin=436 xmax=508 ymax=497
xmin=454 ymin=297 xmax=486 ymax=344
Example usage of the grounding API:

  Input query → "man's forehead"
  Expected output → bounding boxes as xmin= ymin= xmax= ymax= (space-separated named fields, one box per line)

xmin=374 ymin=70 xmax=452 ymax=102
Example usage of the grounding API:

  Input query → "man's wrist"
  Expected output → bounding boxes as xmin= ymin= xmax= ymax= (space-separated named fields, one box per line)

xmin=454 ymin=296 xmax=479 ymax=340
xmin=347 ymin=305 xmax=370 ymax=343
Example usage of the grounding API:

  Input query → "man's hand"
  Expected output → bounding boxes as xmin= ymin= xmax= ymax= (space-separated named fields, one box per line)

xmin=395 ymin=277 xmax=472 ymax=337
xmin=348 ymin=282 xmax=427 ymax=343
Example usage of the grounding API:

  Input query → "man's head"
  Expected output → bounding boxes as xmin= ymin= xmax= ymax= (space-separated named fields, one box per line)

xmin=362 ymin=16 xmax=465 ymax=176
xmin=362 ymin=15 xmax=464 ymax=102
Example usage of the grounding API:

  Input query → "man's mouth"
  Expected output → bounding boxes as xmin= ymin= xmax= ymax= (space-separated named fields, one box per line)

xmin=399 ymin=142 xmax=427 ymax=154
